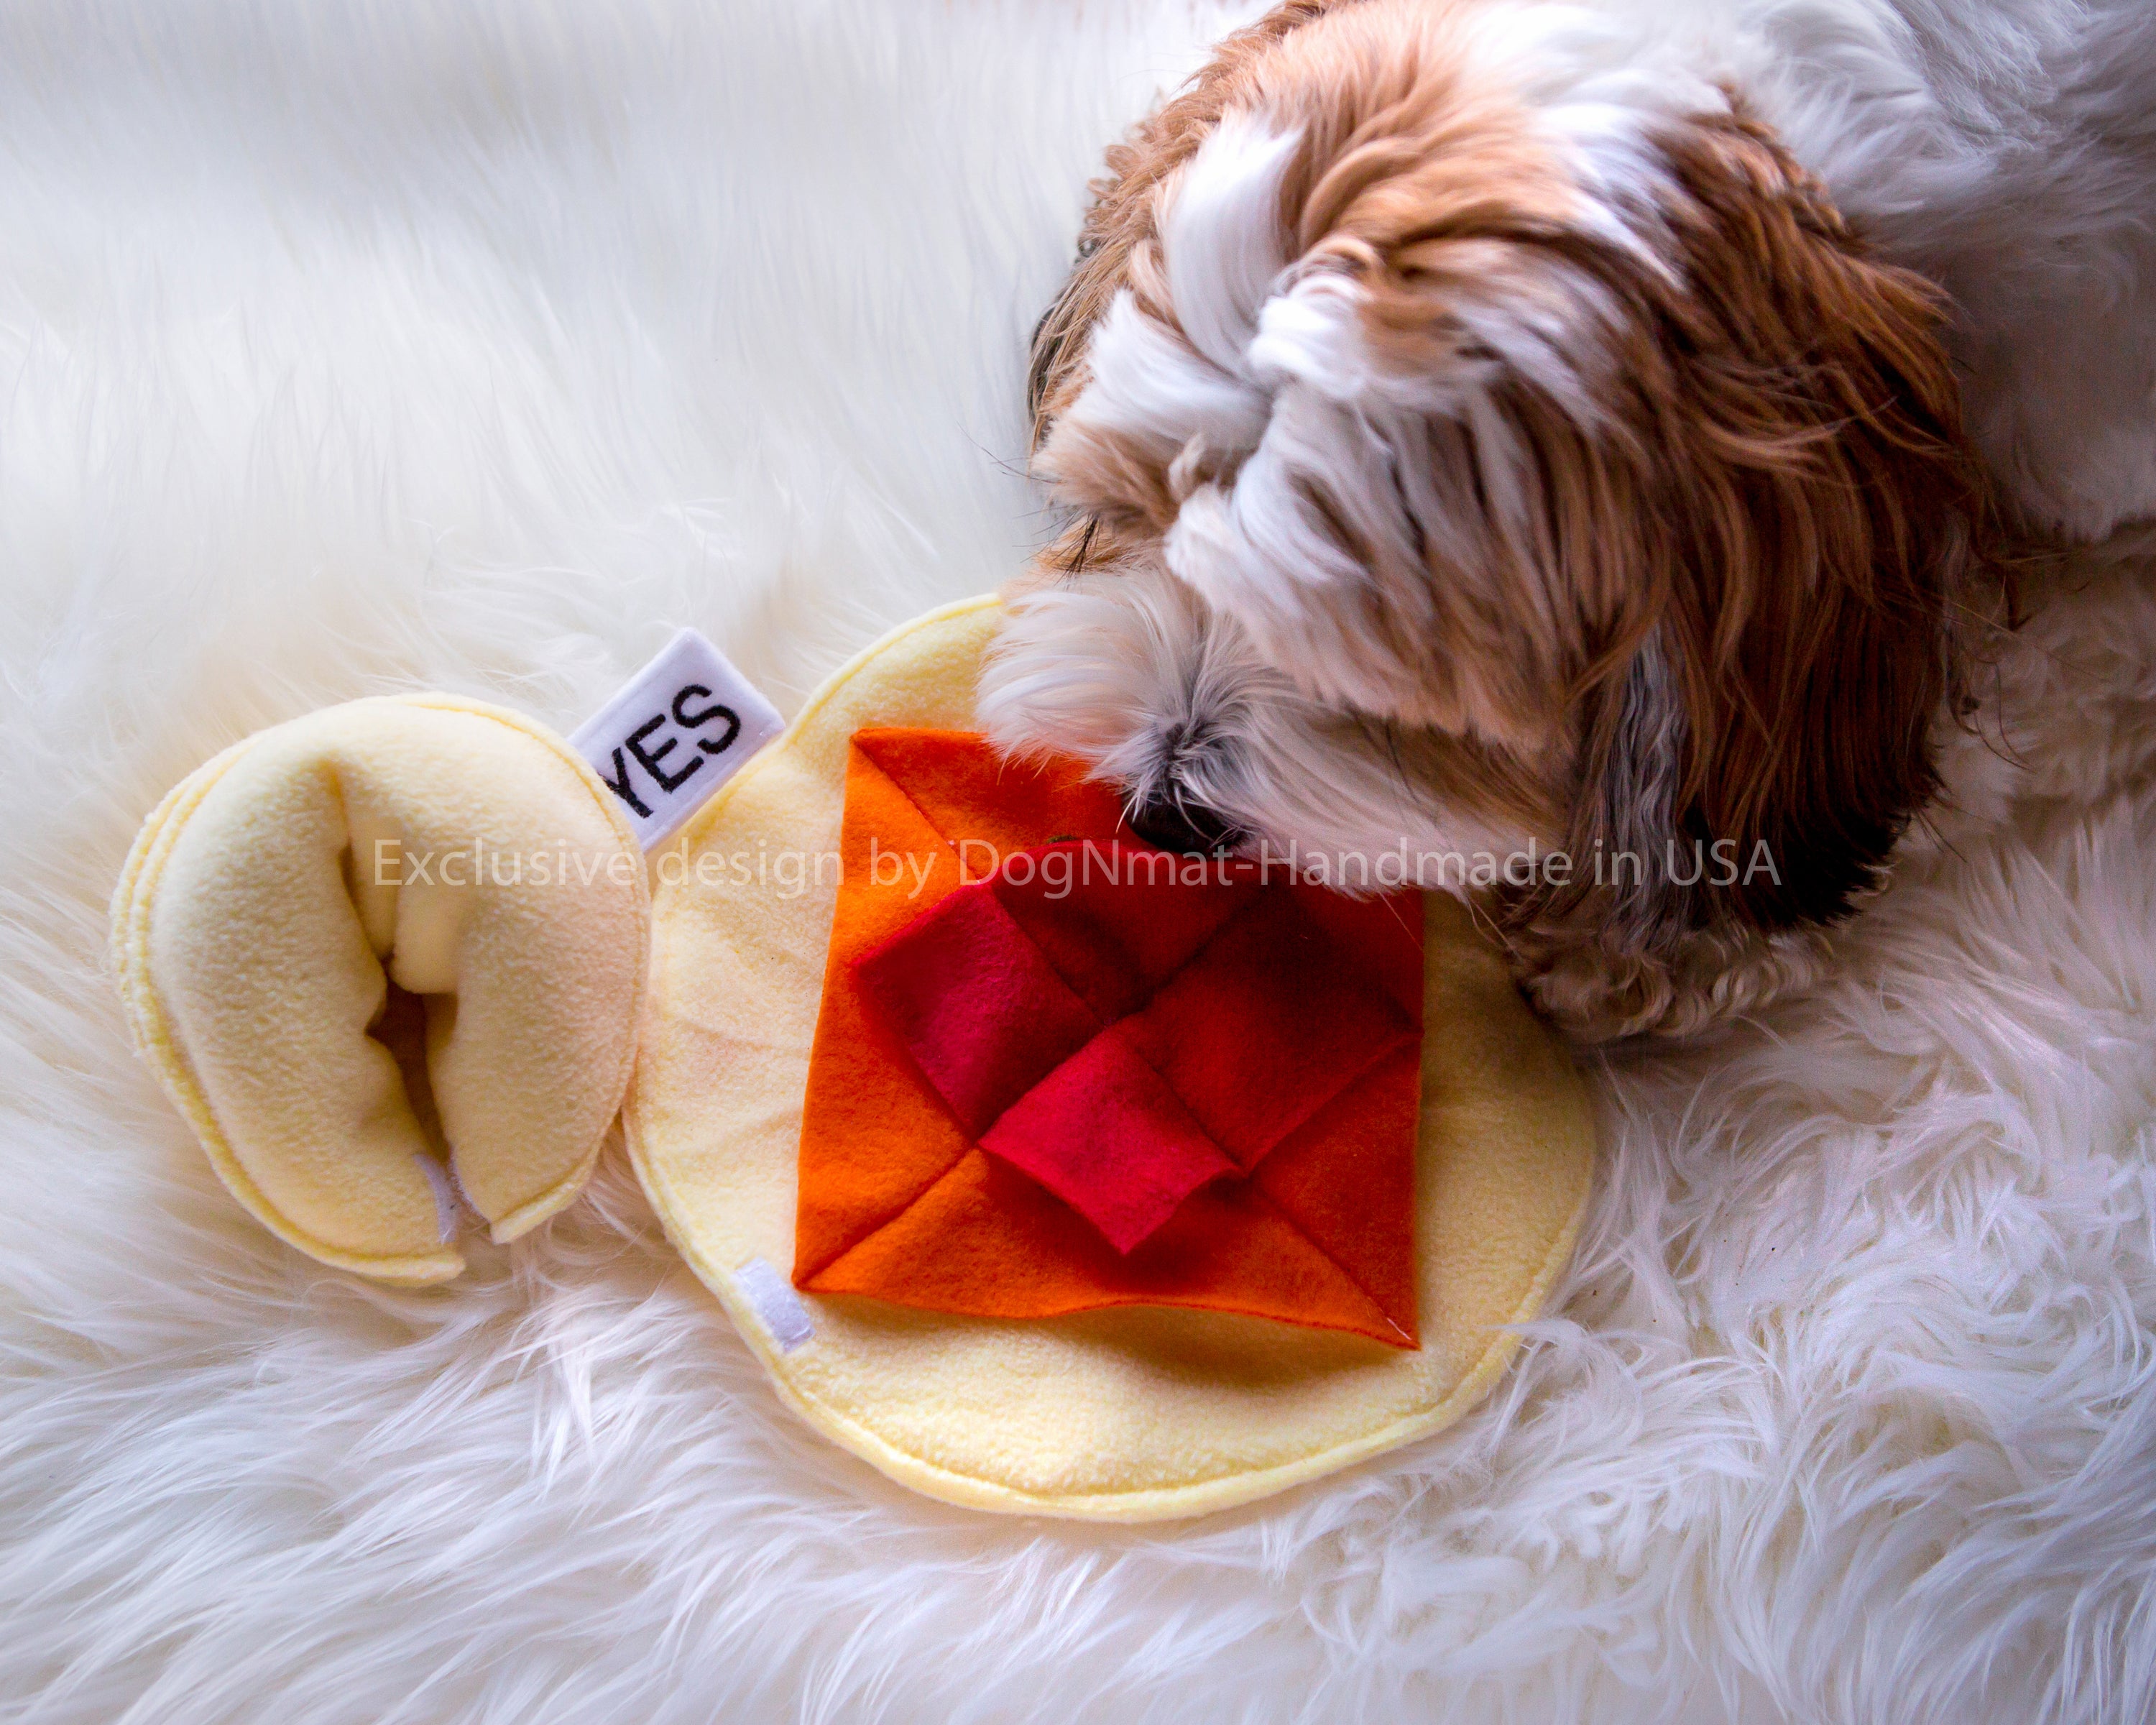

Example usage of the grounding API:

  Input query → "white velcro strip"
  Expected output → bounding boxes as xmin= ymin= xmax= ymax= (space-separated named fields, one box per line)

xmin=734 ymin=1257 xmax=815 ymax=1354
xmin=570 ymin=627 xmax=784 ymax=850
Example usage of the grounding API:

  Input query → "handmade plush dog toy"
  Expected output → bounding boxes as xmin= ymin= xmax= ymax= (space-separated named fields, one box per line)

xmin=629 ymin=598 xmax=1595 ymax=1519
xmin=111 ymin=695 xmax=648 ymax=1284
xmin=113 ymin=601 xmax=1594 ymax=1520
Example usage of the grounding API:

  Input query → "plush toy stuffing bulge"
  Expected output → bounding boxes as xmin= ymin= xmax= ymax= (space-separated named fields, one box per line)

xmin=111 ymin=695 xmax=650 ymax=1284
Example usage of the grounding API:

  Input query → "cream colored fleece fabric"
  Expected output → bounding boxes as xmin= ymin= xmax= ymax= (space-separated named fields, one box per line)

xmin=627 ymin=597 xmax=1597 ymax=1521
xmin=111 ymin=694 xmax=649 ymax=1284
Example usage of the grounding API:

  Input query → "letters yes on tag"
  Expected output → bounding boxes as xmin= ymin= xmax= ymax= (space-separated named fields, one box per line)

xmin=569 ymin=629 xmax=784 ymax=849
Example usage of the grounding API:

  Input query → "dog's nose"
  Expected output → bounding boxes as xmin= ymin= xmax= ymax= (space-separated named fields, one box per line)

xmin=1126 ymin=790 xmax=1242 ymax=855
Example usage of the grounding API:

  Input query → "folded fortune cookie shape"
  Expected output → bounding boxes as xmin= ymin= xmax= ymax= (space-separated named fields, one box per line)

xmin=111 ymin=694 xmax=650 ymax=1284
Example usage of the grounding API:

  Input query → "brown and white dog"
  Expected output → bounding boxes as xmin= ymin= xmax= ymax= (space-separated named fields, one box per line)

xmin=980 ymin=0 xmax=2156 ymax=1038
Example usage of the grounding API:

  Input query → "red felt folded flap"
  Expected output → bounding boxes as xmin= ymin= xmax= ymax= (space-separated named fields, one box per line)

xmin=1112 ymin=881 xmax=1417 ymax=1172
xmin=980 ymin=1024 xmax=1235 ymax=1254
xmin=992 ymin=851 xmax=1246 ymax=1021
xmin=854 ymin=884 xmax=1099 ymax=1139
xmin=793 ymin=730 xmax=1426 ymax=1348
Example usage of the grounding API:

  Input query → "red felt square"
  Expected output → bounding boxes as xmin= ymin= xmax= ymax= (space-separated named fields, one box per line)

xmin=797 ymin=731 xmax=1425 ymax=1346
xmin=855 ymin=839 xmax=1416 ymax=1254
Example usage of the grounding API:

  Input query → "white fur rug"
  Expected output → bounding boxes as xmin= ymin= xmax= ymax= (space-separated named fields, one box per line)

xmin=4 ymin=4 xmax=2152 ymax=1721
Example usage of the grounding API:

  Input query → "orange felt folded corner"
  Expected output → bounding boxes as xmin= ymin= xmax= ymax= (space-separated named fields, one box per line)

xmin=792 ymin=729 xmax=1426 ymax=1348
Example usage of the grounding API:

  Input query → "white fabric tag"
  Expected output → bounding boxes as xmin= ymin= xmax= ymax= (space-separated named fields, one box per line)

xmin=413 ymin=1154 xmax=461 ymax=1245
xmin=734 ymin=1257 xmax=814 ymax=1354
xmin=570 ymin=628 xmax=783 ymax=850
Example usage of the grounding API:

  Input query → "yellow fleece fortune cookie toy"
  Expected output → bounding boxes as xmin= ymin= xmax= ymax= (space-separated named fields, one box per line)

xmin=111 ymin=695 xmax=649 ymax=1284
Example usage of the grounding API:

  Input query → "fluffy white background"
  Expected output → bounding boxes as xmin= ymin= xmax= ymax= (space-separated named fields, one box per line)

xmin=2 ymin=2 xmax=2152 ymax=1720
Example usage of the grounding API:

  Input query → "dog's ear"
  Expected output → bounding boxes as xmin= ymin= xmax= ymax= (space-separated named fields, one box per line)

xmin=1535 ymin=109 xmax=1996 ymax=949
xmin=1028 ymin=224 xmax=1125 ymax=451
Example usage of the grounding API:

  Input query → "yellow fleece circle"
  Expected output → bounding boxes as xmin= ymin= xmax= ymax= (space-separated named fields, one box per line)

xmin=111 ymin=694 xmax=650 ymax=1284
xmin=627 ymin=597 xmax=1596 ymax=1521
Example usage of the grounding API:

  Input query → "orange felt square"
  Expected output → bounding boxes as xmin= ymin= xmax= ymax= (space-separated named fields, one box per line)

xmin=791 ymin=729 xmax=1426 ymax=1348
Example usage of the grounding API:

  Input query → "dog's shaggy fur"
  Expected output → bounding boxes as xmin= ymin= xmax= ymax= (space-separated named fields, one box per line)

xmin=981 ymin=0 xmax=2156 ymax=1038
xmin=1 ymin=3 xmax=2154 ymax=1721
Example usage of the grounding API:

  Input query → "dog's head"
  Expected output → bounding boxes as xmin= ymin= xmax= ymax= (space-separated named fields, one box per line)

xmin=980 ymin=0 xmax=1992 ymax=1035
